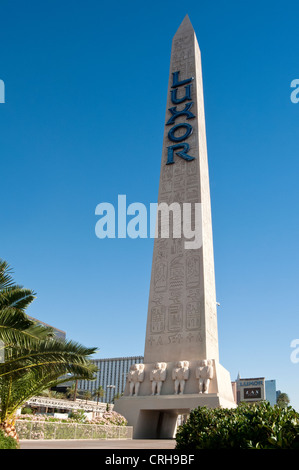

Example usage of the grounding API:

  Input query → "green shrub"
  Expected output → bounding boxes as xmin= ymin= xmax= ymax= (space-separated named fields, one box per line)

xmin=68 ymin=409 xmax=86 ymax=423
xmin=175 ymin=402 xmax=299 ymax=449
xmin=0 ymin=430 xmax=19 ymax=449
xmin=21 ymin=407 xmax=33 ymax=415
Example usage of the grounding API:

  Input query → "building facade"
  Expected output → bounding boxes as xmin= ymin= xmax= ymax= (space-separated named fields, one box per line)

xmin=236 ymin=377 xmax=266 ymax=403
xmin=265 ymin=379 xmax=277 ymax=406
xmin=77 ymin=356 xmax=144 ymax=403
xmin=235 ymin=375 xmax=278 ymax=405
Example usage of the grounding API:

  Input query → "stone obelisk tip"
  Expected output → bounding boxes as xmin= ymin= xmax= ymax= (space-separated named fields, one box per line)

xmin=174 ymin=14 xmax=194 ymax=36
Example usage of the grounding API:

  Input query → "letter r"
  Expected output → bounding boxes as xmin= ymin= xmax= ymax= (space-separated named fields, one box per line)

xmin=166 ymin=143 xmax=195 ymax=164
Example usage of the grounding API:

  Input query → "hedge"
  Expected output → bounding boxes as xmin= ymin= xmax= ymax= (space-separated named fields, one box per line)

xmin=175 ymin=401 xmax=299 ymax=449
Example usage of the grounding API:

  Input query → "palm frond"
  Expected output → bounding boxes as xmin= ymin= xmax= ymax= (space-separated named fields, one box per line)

xmin=0 ymin=308 xmax=54 ymax=347
xmin=0 ymin=259 xmax=15 ymax=290
xmin=0 ymin=287 xmax=36 ymax=311
xmin=0 ymin=338 xmax=97 ymax=380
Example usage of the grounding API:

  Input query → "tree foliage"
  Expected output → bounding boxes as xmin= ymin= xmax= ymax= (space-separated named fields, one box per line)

xmin=0 ymin=259 xmax=97 ymax=436
xmin=93 ymin=385 xmax=105 ymax=403
xmin=277 ymin=393 xmax=290 ymax=408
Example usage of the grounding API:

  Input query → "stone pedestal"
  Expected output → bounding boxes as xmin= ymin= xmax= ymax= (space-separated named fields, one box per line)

xmin=115 ymin=360 xmax=235 ymax=438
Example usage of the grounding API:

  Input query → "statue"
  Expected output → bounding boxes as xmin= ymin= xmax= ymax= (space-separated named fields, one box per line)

xmin=150 ymin=362 xmax=167 ymax=395
xmin=128 ymin=363 xmax=145 ymax=396
xmin=172 ymin=361 xmax=190 ymax=394
xmin=196 ymin=359 xmax=214 ymax=393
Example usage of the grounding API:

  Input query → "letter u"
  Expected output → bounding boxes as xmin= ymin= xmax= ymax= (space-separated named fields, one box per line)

xmin=171 ymin=84 xmax=192 ymax=104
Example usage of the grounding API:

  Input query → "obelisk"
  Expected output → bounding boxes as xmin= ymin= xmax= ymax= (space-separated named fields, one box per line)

xmin=114 ymin=15 xmax=236 ymax=439
xmin=144 ymin=14 xmax=218 ymax=364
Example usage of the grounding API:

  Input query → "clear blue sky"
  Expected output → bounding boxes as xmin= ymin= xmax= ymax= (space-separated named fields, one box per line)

xmin=1 ymin=0 xmax=299 ymax=409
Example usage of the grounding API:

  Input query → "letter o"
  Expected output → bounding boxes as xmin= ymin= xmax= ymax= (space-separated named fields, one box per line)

xmin=168 ymin=123 xmax=193 ymax=142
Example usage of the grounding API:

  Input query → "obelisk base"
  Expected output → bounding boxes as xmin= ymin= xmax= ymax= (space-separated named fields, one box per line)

xmin=114 ymin=361 xmax=236 ymax=439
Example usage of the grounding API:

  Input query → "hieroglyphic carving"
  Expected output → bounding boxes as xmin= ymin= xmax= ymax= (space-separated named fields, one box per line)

xmin=169 ymin=256 xmax=184 ymax=290
xmin=186 ymin=333 xmax=194 ymax=342
xmin=153 ymin=261 xmax=167 ymax=292
xmin=147 ymin=337 xmax=155 ymax=347
xmin=187 ymin=288 xmax=200 ymax=300
xmin=186 ymin=332 xmax=203 ymax=343
xmin=148 ymin=335 xmax=164 ymax=347
xmin=170 ymin=237 xmax=184 ymax=255
xmin=155 ymin=239 xmax=168 ymax=260
xmin=168 ymin=286 xmax=183 ymax=332
xmin=169 ymin=289 xmax=181 ymax=305
xmin=167 ymin=333 xmax=184 ymax=344
xmin=186 ymin=254 xmax=200 ymax=288
xmin=168 ymin=304 xmax=183 ymax=332
xmin=186 ymin=300 xmax=201 ymax=330
xmin=186 ymin=288 xmax=201 ymax=330
xmin=153 ymin=239 xmax=168 ymax=293
xmin=196 ymin=332 xmax=203 ymax=342
xmin=150 ymin=296 xmax=166 ymax=334
xmin=185 ymin=290 xmax=198 ymax=330
xmin=148 ymin=331 xmax=203 ymax=348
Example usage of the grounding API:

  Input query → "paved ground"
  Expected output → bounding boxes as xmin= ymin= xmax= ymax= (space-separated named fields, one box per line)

xmin=20 ymin=439 xmax=176 ymax=449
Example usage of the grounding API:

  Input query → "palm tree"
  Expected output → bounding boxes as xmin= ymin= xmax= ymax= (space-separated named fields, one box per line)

xmin=93 ymin=385 xmax=105 ymax=404
xmin=0 ymin=259 xmax=97 ymax=442
xmin=83 ymin=390 xmax=92 ymax=403
xmin=67 ymin=382 xmax=81 ymax=401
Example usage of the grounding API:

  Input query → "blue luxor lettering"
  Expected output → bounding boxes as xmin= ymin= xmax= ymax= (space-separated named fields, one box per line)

xmin=171 ymin=84 xmax=192 ymax=104
xmin=171 ymin=71 xmax=193 ymax=88
xmin=166 ymin=71 xmax=195 ymax=164
xmin=168 ymin=123 xmax=193 ymax=142
xmin=240 ymin=381 xmax=263 ymax=386
xmin=166 ymin=102 xmax=195 ymax=125
xmin=166 ymin=143 xmax=195 ymax=165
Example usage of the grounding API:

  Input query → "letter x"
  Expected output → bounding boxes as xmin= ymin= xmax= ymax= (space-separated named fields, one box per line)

xmin=166 ymin=102 xmax=195 ymax=125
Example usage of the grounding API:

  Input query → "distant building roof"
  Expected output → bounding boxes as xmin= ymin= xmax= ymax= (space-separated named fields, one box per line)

xmin=27 ymin=316 xmax=66 ymax=340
